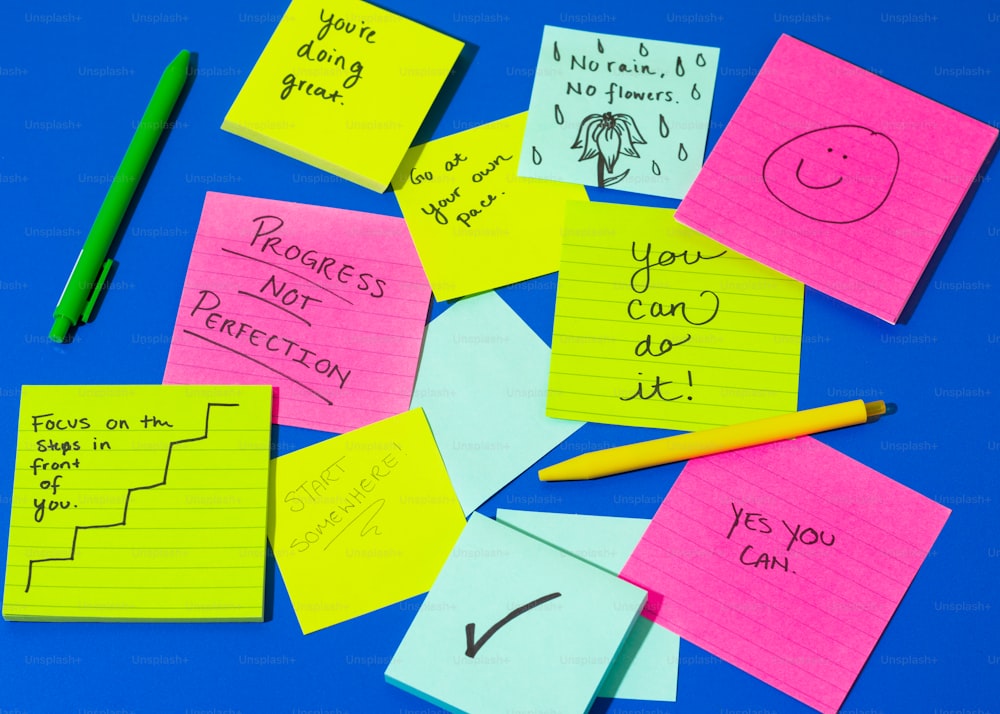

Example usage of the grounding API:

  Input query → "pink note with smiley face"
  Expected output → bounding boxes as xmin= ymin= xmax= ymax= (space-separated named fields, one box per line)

xmin=676 ymin=34 xmax=996 ymax=323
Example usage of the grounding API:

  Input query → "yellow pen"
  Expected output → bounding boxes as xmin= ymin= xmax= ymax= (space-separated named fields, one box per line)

xmin=538 ymin=399 xmax=887 ymax=482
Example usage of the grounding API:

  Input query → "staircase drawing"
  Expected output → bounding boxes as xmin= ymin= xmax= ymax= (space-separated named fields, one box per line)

xmin=24 ymin=402 xmax=239 ymax=593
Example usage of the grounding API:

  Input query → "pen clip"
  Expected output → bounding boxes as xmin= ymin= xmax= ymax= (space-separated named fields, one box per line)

xmin=81 ymin=259 xmax=114 ymax=323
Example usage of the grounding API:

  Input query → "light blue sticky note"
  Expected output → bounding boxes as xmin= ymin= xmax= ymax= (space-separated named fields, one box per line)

xmin=518 ymin=25 xmax=720 ymax=199
xmin=496 ymin=508 xmax=650 ymax=573
xmin=410 ymin=291 xmax=584 ymax=515
xmin=385 ymin=513 xmax=647 ymax=714
xmin=495 ymin=509 xmax=680 ymax=702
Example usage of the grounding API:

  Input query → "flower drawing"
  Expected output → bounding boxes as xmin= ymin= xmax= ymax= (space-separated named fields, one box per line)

xmin=572 ymin=112 xmax=646 ymax=187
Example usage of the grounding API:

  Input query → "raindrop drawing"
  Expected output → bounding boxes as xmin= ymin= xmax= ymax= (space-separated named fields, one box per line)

xmin=519 ymin=25 xmax=720 ymax=200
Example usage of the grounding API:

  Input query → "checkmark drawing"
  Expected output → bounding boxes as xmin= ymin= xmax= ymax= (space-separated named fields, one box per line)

xmin=464 ymin=591 xmax=562 ymax=658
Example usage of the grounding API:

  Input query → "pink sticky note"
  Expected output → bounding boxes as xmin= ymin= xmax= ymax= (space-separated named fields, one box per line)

xmin=620 ymin=437 xmax=950 ymax=713
xmin=675 ymin=34 xmax=997 ymax=323
xmin=164 ymin=192 xmax=431 ymax=433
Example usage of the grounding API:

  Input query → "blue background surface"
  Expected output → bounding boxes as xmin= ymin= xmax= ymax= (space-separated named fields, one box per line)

xmin=1 ymin=2 xmax=998 ymax=712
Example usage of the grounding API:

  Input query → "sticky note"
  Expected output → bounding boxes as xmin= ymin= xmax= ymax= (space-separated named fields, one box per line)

xmin=268 ymin=408 xmax=465 ymax=634
xmin=495 ymin=509 xmax=679 ymax=702
xmin=620 ymin=437 xmax=951 ymax=713
xmin=548 ymin=201 xmax=803 ymax=431
xmin=385 ymin=513 xmax=647 ymax=714
xmin=222 ymin=0 xmax=463 ymax=192
xmin=163 ymin=191 xmax=431 ymax=434
xmin=391 ymin=113 xmax=588 ymax=300
xmin=2 ymin=385 xmax=271 ymax=622
xmin=675 ymin=34 xmax=998 ymax=323
xmin=518 ymin=25 xmax=719 ymax=199
xmin=410 ymin=292 xmax=583 ymax=515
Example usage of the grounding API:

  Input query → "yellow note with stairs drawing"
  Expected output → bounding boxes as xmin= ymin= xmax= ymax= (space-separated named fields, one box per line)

xmin=2 ymin=385 xmax=272 ymax=622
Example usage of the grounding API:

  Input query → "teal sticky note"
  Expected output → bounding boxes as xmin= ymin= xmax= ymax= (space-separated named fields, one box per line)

xmin=385 ymin=513 xmax=647 ymax=714
xmin=410 ymin=292 xmax=584 ymax=515
xmin=495 ymin=508 xmax=649 ymax=573
xmin=495 ymin=509 xmax=680 ymax=702
xmin=517 ymin=25 xmax=720 ymax=199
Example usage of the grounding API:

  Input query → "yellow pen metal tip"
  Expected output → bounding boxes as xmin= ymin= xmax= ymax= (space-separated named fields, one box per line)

xmin=864 ymin=400 xmax=887 ymax=418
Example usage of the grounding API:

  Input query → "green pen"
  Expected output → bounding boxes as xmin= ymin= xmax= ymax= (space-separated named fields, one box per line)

xmin=49 ymin=49 xmax=191 ymax=343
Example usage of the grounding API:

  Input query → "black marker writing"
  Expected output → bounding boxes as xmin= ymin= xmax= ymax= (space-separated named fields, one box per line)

xmin=465 ymin=592 xmax=562 ymax=658
xmin=781 ymin=519 xmax=835 ymax=551
xmin=619 ymin=371 xmax=692 ymax=402
xmin=277 ymin=9 xmax=375 ymax=105
xmin=630 ymin=241 xmax=726 ymax=294
xmin=316 ymin=8 xmax=377 ymax=43
xmin=727 ymin=503 xmax=773 ymax=540
xmin=25 ymin=403 xmax=237 ymax=592
xmin=727 ymin=502 xmax=837 ymax=575
xmin=627 ymin=292 xmax=721 ymax=326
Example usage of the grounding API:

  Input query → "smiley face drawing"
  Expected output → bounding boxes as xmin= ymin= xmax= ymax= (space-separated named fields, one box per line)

xmin=762 ymin=125 xmax=900 ymax=224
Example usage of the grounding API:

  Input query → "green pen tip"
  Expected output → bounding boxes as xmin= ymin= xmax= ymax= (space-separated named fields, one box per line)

xmin=49 ymin=316 xmax=71 ymax=343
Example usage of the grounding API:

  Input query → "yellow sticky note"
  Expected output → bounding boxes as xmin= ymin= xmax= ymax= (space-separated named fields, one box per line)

xmin=548 ymin=202 xmax=804 ymax=431
xmin=2 ymin=385 xmax=272 ymax=622
xmin=268 ymin=407 xmax=466 ymax=634
xmin=391 ymin=113 xmax=588 ymax=300
xmin=222 ymin=0 xmax=463 ymax=192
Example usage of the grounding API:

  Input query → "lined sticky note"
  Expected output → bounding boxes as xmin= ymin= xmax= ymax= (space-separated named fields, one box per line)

xmin=675 ymin=34 xmax=998 ymax=323
xmin=548 ymin=201 xmax=803 ymax=431
xmin=518 ymin=25 xmax=719 ymax=199
xmin=163 ymin=191 xmax=431 ymax=433
xmin=268 ymin=408 xmax=465 ymax=634
xmin=222 ymin=0 xmax=463 ymax=192
xmin=385 ymin=513 xmax=647 ymax=714
xmin=391 ymin=113 xmax=588 ymax=300
xmin=410 ymin=291 xmax=583 ymax=515
xmin=2 ymin=385 xmax=272 ymax=622
xmin=495 ymin=509 xmax=680 ymax=702
xmin=619 ymin=437 xmax=951 ymax=713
